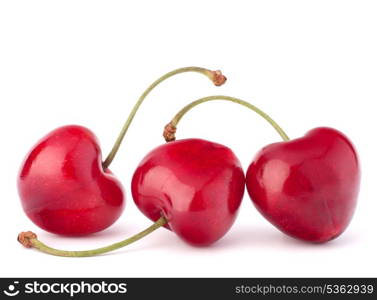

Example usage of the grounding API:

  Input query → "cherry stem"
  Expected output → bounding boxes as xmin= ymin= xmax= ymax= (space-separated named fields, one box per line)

xmin=18 ymin=216 xmax=167 ymax=257
xmin=164 ymin=95 xmax=290 ymax=142
xmin=102 ymin=67 xmax=226 ymax=169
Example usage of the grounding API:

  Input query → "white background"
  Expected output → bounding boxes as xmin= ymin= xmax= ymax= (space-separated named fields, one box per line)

xmin=0 ymin=0 xmax=376 ymax=277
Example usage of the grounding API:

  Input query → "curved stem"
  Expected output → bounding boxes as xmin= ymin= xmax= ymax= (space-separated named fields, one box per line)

xmin=18 ymin=216 xmax=167 ymax=257
xmin=164 ymin=95 xmax=289 ymax=142
xmin=102 ymin=67 xmax=226 ymax=169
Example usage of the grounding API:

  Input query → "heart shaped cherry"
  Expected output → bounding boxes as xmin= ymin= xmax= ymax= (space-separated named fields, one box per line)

xmin=165 ymin=95 xmax=360 ymax=243
xmin=18 ymin=125 xmax=125 ymax=235
xmin=246 ymin=127 xmax=360 ymax=242
xmin=131 ymin=138 xmax=245 ymax=246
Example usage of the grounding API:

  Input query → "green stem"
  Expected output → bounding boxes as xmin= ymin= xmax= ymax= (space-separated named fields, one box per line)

xmin=164 ymin=95 xmax=289 ymax=142
xmin=18 ymin=217 xmax=167 ymax=257
xmin=102 ymin=67 xmax=226 ymax=169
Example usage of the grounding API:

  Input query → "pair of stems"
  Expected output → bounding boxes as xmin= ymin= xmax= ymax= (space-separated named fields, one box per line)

xmin=18 ymin=67 xmax=289 ymax=257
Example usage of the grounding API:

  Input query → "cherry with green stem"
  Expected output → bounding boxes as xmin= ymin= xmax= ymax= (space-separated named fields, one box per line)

xmin=18 ymin=67 xmax=226 ymax=256
xmin=130 ymin=96 xmax=289 ymax=247
xmin=164 ymin=95 xmax=360 ymax=243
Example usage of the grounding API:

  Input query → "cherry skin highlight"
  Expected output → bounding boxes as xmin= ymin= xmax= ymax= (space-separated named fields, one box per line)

xmin=246 ymin=127 xmax=360 ymax=243
xmin=18 ymin=125 xmax=125 ymax=235
xmin=131 ymin=138 xmax=245 ymax=246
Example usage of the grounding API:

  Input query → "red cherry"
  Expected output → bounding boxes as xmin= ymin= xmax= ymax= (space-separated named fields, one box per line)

xmin=131 ymin=138 xmax=245 ymax=246
xmin=18 ymin=125 xmax=125 ymax=235
xmin=246 ymin=127 xmax=360 ymax=243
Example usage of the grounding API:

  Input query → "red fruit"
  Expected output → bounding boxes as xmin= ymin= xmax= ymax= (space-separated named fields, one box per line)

xmin=131 ymin=138 xmax=245 ymax=246
xmin=18 ymin=125 xmax=125 ymax=235
xmin=246 ymin=127 xmax=360 ymax=243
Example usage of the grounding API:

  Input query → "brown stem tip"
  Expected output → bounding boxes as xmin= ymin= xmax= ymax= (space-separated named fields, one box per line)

xmin=18 ymin=231 xmax=37 ymax=248
xmin=163 ymin=122 xmax=177 ymax=142
xmin=211 ymin=70 xmax=227 ymax=86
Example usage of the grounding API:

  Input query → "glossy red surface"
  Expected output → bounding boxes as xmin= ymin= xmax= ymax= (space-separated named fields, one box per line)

xmin=246 ymin=127 xmax=360 ymax=242
xmin=18 ymin=125 xmax=125 ymax=235
xmin=131 ymin=138 xmax=245 ymax=246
